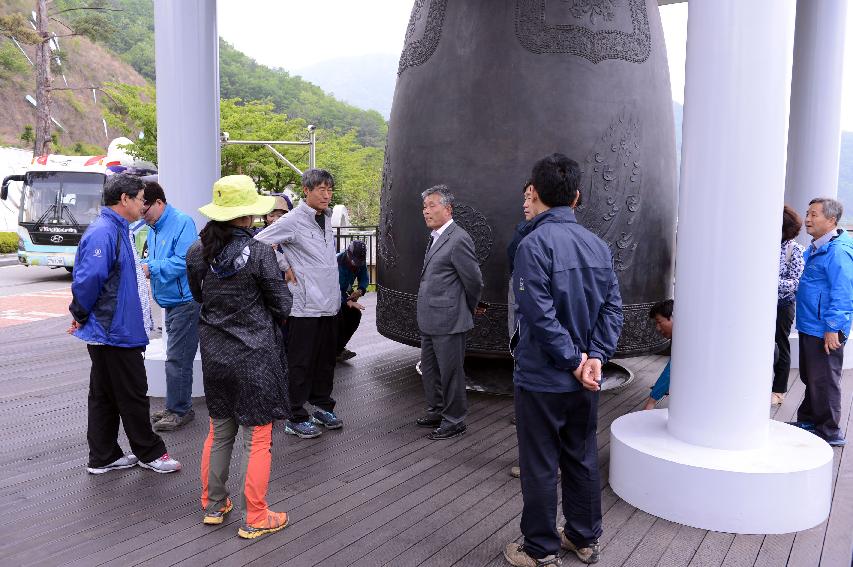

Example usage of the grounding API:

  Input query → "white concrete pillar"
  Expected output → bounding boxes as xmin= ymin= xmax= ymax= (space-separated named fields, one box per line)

xmin=609 ymin=0 xmax=833 ymax=534
xmin=146 ymin=0 xmax=218 ymax=398
xmin=153 ymin=0 xmax=220 ymax=229
xmin=785 ymin=0 xmax=848 ymax=243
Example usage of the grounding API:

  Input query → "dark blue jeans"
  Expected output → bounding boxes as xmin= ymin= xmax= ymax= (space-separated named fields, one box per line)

xmin=165 ymin=300 xmax=200 ymax=416
xmin=515 ymin=385 xmax=601 ymax=559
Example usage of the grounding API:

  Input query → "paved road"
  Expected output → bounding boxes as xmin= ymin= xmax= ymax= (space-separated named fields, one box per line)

xmin=0 ymin=264 xmax=73 ymax=328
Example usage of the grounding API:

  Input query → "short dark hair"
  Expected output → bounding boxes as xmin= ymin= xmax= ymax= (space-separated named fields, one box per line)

xmin=530 ymin=153 xmax=581 ymax=208
xmin=808 ymin=197 xmax=843 ymax=225
xmin=781 ymin=204 xmax=802 ymax=241
xmin=103 ymin=174 xmax=144 ymax=206
xmin=143 ymin=181 xmax=167 ymax=206
xmin=302 ymin=168 xmax=335 ymax=190
xmin=648 ymin=299 xmax=674 ymax=320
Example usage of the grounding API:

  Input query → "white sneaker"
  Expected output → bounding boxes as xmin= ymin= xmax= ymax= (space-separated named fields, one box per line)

xmin=139 ymin=453 xmax=182 ymax=474
xmin=87 ymin=454 xmax=139 ymax=475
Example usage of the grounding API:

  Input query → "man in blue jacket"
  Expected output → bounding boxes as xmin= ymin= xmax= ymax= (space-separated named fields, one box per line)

xmin=140 ymin=181 xmax=200 ymax=432
xmin=504 ymin=154 xmax=623 ymax=567
xmin=69 ymin=174 xmax=181 ymax=475
xmin=792 ymin=197 xmax=852 ymax=447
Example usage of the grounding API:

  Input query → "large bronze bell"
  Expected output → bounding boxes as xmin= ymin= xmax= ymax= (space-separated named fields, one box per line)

xmin=377 ymin=0 xmax=677 ymax=360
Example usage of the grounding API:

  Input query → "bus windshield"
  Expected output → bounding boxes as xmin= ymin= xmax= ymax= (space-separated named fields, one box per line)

xmin=21 ymin=171 xmax=105 ymax=227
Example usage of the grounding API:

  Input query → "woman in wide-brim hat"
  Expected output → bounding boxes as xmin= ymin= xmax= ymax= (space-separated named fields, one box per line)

xmin=186 ymin=174 xmax=292 ymax=540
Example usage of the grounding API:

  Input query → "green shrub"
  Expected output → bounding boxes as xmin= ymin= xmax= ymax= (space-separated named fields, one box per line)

xmin=0 ymin=42 xmax=29 ymax=79
xmin=0 ymin=232 xmax=18 ymax=254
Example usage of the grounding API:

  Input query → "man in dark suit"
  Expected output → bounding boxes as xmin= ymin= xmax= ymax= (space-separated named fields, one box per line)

xmin=416 ymin=185 xmax=484 ymax=440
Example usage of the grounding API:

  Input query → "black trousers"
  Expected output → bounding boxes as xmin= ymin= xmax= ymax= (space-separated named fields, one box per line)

xmin=287 ymin=316 xmax=338 ymax=422
xmin=772 ymin=302 xmax=796 ymax=393
xmin=336 ymin=303 xmax=362 ymax=354
xmin=798 ymin=333 xmax=844 ymax=440
xmin=87 ymin=345 xmax=166 ymax=467
xmin=515 ymin=386 xmax=601 ymax=558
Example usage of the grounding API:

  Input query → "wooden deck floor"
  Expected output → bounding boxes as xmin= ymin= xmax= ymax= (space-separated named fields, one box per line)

xmin=0 ymin=295 xmax=850 ymax=567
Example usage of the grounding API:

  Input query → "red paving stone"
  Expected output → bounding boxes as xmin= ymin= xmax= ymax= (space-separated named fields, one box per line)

xmin=0 ymin=287 xmax=71 ymax=328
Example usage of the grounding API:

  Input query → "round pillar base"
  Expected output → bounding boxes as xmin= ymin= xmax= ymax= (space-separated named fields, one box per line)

xmin=609 ymin=410 xmax=833 ymax=534
xmin=144 ymin=338 xmax=205 ymax=398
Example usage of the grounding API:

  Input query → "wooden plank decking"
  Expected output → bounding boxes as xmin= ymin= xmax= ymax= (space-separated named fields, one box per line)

xmin=0 ymin=294 xmax=850 ymax=567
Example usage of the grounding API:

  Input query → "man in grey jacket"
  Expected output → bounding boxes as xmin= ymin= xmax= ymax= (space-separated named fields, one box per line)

xmin=255 ymin=169 xmax=341 ymax=439
xmin=416 ymin=185 xmax=484 ymax=440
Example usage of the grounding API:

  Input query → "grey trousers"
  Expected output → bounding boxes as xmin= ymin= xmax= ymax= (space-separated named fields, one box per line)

xmin=420 ymin=332 xmax=468 ymax=426
xmin=797 ymin=333 xmax=844 ymax=440
xmin=201 ymin=417 xmax=273 ymax=524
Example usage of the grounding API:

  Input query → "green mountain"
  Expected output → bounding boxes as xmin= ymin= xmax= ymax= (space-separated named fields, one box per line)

xmin=53 ymin=0 xmax=387 ymax=148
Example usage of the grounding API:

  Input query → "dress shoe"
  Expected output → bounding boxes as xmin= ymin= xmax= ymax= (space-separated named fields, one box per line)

xmin=416 ymin=415 xmax=442 ymax=428
xmin=428 ymin=422 xmax=466 ymax=440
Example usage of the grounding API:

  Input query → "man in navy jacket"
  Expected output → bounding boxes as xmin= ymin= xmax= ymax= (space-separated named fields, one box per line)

xmin=792 ymin=197 xmax=853 ymax=447
xmin=504 ymin=154 xmax=623 ymax=567
xmin=140 ymin=181 xmax=200 ymax=432
xmin=69 ymin=174 xmax=181 ymax=475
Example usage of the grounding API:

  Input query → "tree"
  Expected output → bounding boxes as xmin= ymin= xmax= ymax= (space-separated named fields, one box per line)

xmin=20 ymin=125 xmax=35 ymax=145
xmin=102 ymin=83 xmax=385 ymax=224
xmin=1 ymin=1 xmax=115 ymax=155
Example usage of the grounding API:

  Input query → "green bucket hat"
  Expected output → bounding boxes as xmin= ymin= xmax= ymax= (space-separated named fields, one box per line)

xmin=199 ymin=175 xmax=276 ymax=221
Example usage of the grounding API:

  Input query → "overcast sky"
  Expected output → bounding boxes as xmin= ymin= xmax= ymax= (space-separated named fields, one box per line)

xmin=218 ymin=1 xmax=853 ymax=130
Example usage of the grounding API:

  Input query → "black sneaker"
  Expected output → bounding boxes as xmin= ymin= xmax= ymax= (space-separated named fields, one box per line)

xmin=311 ymin=410 xmax=343 ymax=430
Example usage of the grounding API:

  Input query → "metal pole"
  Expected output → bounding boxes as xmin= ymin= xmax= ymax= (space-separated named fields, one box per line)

xmin=308 ymin=125 xmax=316 ymax=169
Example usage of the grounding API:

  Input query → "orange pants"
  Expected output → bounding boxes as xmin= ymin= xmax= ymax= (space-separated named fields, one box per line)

xmin=201 ymin=418 xmax=272 ymax=525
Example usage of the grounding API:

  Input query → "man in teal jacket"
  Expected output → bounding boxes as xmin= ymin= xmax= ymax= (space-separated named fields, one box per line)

xmin=793 ymin=197 xmax=853 ymax=447
xmin=141 ymin=181 xmax=201 ymax=432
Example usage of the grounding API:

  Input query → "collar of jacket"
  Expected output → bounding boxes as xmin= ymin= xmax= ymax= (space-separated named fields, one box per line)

xmin=151 ymin=203 xmax=174 ymax=232
xmin=296 ymin=200 xmax=332 ymax=219
xmin=528 ymin=206 xmax=577 ymax=232
xmin=100 ymin=206 xmax=130 ymax=230
xmin=809 ymin=228 xmax=850 ymax=257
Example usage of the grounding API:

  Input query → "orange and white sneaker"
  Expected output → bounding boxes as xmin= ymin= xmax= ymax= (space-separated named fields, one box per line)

xmin=237 ymin=510 xmax=289 ymax=539
xmin=203 ymin=498 xmax=233 ymax=525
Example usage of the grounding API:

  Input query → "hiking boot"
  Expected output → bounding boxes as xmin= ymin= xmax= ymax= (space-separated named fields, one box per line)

xmin=786 ymin=421 xmax=815 ymax=430
xmin=503 ymin=543 xmax=561 ymax=566
xmin=139 ymin=453 xmax=182 ymax=474
xmin=153 ymin=409 xmax=195 ymax=431
xmin=825 ymin=436 xmax=847 ymax=447
xmin=203 ymin=498 xmax=233 ymax=525
xmin=336 ymin=348 xmax=357 ymax=362
xmin=151 ymin=409 xmax=171 ymax=423
xmin=510 ymin=466 xmax=521 ymax=478
xmin=237 ymin=510 xmax=289 ymax=539
xmin=559 ymin=528 xmax=600 ymax=564
xmin=86 ymin=453 xmax=138 ymax=475
xmin=311 ymin=410 xmax=343 ymax=430
xmin=284 ymin=420 xmax=322 ymax=439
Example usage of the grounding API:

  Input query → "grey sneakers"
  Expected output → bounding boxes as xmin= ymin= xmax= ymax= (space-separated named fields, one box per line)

xmin=153 ymin=409 xmax=195 ymax=431
xmin=138 ymin=453 xmax=182 ymax=474
xmin=86 ymin=454 xmax=139 ymax=475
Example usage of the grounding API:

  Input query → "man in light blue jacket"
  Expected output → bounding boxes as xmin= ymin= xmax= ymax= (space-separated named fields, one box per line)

xmin=140 ymin=181 xmax=200 ymax=432
xmin=792 ymin=197 xmax=853 ymax=447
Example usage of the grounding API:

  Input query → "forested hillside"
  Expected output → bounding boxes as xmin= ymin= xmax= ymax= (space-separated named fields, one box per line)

xmin=53 ymin=0 xmax=386 ymax=147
